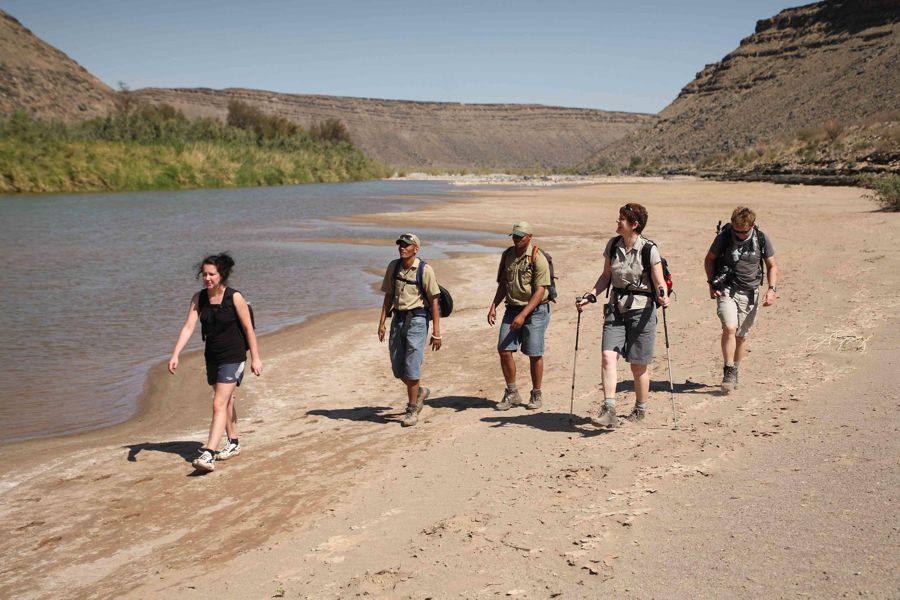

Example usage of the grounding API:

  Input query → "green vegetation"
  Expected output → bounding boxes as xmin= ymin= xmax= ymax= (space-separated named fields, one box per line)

xmin=0 ymin=102 xmax=387 ymax=193
xmin=863 ymin=173 xmax=900 ymax=212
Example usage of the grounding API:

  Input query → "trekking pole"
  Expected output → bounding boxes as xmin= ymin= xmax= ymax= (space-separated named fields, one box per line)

xmin=661 ymin=305 xmax=678 ymax=429
xmin=569 ymin=303 xmax=583 ymax=424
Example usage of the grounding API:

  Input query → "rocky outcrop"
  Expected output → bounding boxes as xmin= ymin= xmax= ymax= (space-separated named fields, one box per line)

xmin=589 ymin=0 xmax=900 ymax=169
xmin=0 ymin=11 xmax=117 ymax=121
xmin=132 ymin=87 xmax=653 ymax=169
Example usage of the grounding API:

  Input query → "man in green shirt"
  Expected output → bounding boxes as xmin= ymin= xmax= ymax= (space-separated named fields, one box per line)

xmin=487 ymin=221 xmax=552 ymax=411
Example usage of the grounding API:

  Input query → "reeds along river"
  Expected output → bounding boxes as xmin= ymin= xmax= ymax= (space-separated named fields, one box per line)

xmin=0 ymin=181 xmax=502 ymax=443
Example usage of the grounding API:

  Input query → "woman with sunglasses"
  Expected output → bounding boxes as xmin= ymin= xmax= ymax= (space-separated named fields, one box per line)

xmin=576 ymin=203 xmax=669 ymax=429
xmin=168 ymin=253 xmax=262 ymax=472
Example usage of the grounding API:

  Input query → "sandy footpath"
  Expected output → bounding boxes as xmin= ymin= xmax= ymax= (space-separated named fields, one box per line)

xmin=0 ymin=180 xmax=897 ymax=599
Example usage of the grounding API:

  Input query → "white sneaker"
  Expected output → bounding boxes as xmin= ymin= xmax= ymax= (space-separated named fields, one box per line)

xmin=218 ymin=439 xmax=241 ymax=461
xmin=192 ymin=449 xmax=216 ymax=472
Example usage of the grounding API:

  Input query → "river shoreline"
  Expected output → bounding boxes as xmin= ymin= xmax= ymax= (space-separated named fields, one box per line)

xmin=2 ymin=179 xmax=897 ymax=599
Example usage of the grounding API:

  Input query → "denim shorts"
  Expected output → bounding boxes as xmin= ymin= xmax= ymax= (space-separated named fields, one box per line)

xmin=205 ymin=361 xmax=245 ymax=386
xmin=601 ymin=303 xmax=657 ymax=364
xmin=389 ymin=311 xmax=429 ymax=380
xmin=498 ymin=303 xmax=551 ymax=357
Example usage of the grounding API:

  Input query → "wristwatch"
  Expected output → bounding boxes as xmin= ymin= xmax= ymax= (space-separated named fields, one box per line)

xmin=768 ymin=285 xmax=777 ymax=292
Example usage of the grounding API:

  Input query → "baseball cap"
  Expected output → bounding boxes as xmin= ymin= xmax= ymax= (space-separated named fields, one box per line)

xmin=395 ymin=233 xmax=421 ymax=247
xmin=509 ymin=221 xmax=533 ymax=237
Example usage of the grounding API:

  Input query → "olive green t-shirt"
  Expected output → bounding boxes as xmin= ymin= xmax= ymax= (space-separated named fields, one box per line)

xmin=497 ymin=243 xmax=550 ymax=306
xmin=382 ymin=258 xmax=440 ymax=311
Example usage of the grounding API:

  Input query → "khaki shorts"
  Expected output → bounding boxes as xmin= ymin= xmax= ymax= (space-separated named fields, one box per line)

xmin=717 ymin=289 xmax=759 ymax=337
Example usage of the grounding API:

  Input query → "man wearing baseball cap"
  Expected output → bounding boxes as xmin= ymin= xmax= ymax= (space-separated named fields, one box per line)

xmin=487 ymin=221 xmax=551 ymax=411
xmin=378 ymin=233 xmax=443 ymax=427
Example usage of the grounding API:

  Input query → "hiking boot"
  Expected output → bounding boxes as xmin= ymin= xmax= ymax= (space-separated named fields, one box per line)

xmin=625 ymin=407 xmax=646 ymax=423
xmin=416 ymin=386 xmax=431 ymax=411
xmin=496 ymin=387 xmax=522 ymax=411
xmin=192 ymin=449 xmax=216 ymax=472
xmin=721 ymin=365 xmax=737 ymax=394
xmin=591 ymin=406 xmax=617 ymax=429
xmin=217 ymin=439 xmax=241 ymax=461
xmin=525 ymin=389 xmax=543 ymax=410
xmin=733 ymin=366 xmax=740 ymax=389
xmin=401 ymin=403 xmax=420 ymax=427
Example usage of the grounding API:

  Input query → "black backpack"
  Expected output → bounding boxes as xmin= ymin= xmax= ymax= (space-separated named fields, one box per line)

xmin=714 ymin=221 xmax=768 ymax=283
xmin=607 ymin=236 xmax=673 ymax=304
xmin=198 ymin=287 xmax=256 ymax=349
xmin=500 ymin=245 xmax=559 ymax=302
xmin=391 ymin=259 xmax=453 ymax=318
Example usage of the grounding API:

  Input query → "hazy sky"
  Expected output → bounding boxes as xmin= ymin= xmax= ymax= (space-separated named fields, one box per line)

xmin=5 ymin=1 xmax=792 ymax=114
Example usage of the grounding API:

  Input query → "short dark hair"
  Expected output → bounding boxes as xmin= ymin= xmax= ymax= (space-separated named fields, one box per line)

xmin=620 ymin=203 xmax=648 ymax=233
xmin=196 ymin=253 xmax=235 ymax=283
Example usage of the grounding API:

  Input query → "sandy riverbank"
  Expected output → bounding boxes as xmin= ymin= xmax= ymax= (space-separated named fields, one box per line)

xmin=1 ymin=180 xmax=897 ymax=599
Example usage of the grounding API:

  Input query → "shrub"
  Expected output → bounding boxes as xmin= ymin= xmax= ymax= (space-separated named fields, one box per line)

xmin=310 ymin=119 xmax=352 ymax=144
xmin=862 ymin=173 xmax=900 ymax=211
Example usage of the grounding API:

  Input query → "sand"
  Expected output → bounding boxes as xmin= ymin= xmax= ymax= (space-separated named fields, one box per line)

xmin=1 ymin=179 xmax=897 ymax=599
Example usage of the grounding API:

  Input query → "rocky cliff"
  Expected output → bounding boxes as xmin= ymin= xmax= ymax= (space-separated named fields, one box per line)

xmin=0 ymin=11 xmax=117 ymax=121
xmin=590 ymin=0 xmax=900 ymax=170
xmin=132 ymin=87 xmax=653 ymax=169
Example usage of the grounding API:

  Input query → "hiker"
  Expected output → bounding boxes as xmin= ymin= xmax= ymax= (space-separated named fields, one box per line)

xmin=576 ymin=203 xmax=669 ymax=428
xmin=378 ymin=233 xmax=442 ymax=427
xmin=488 ymin=221 xmax=551 ymax=411
xmin=704 ymin=206 xmax=779 ymax=393
xmin=168 ymin=253 xmax=262 ymax=472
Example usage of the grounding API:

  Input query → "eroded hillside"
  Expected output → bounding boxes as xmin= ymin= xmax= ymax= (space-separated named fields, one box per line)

xmin=132 ymin=87 xmax=653 ymax=170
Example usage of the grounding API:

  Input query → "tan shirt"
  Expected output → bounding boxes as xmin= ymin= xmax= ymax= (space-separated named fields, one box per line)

xmin=497 ymin=242 xmax=551 ymax=306
xmin=604 ymin=235 xmax=661 ymax=312
xmin=382 ymin=258 xmax=440 ymax=311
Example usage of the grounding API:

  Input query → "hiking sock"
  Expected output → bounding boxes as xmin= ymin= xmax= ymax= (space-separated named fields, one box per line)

xmin=733 ymin=362 xmax=741 ymax=371
xmin=635 ymin=402 xmax=647 ymax=412
xmin=506 ymin=383 xmax=518 ymax=392
xmin=603 ymin=398 xmax=616 ymax=409
xmin=725 ymin=362 xmax=735 ymax=368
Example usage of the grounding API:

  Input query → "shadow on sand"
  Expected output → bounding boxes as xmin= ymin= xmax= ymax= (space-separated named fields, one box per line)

xmin=308 ymin=396 xmax=493 ymax=425
xmin=123 ymin=440 xmax=202 ymax=463
xmin=481 ymin=411 xmax=612 ymax=437
xmin=615 ymin=379 xmax=718 ymax=395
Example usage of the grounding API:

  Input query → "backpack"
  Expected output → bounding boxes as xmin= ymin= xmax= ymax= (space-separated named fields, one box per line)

xmin=198 ymin=287 xmax=256 ymax=349
xmin=391 ymin=259 xmax=453 ymax=318
xmin=500 ymin=245 xmax=559 ymax=303
xmin=714 ymin=221 xmax=768 ymax=284
xmin=607 ymin=236 xmax=673 ymax=305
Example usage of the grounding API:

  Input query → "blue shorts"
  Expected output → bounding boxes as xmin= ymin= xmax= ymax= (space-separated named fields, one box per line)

xmin=498 ymin=303 xmax=551 ymax=357
xmin=206 ymin=361 xmax=246 ymax=386
xmin=389 ymin=311 xmax=429 ymax=380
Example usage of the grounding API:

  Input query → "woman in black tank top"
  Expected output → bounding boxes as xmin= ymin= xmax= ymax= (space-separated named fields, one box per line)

xmin=168 ymin=253 xmax=263 ymax=472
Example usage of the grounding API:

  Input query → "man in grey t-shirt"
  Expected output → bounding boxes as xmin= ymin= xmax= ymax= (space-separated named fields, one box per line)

xmin=704 ymin=206 xmax=780 ymax=393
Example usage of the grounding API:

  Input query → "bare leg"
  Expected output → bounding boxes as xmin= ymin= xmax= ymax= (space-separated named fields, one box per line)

xmin=601 ymin=350 xmax=619 ymax=399
xmin=734 ymin=335 xmax=747 ymax=363
xmin=224 ymin=391 xmax=238 ymax=440
xmin=529 ymin=356 xmax=543 ymax=390
xmin=205 ymin=382 xmax=237 ymax=451
xmin=401 ymin=376 xmax=420 ymax=405
xmin=720 ymin=325 xmax=737 ymax=364
xmin=499 ymin=351 xmax=516 ymax=385
xmin=631 ymin=363 xmax=649 ymax=404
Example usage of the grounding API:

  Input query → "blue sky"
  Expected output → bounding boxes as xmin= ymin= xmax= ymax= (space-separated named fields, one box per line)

xmin=5 ymin=1 xmax=792 ymax=114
